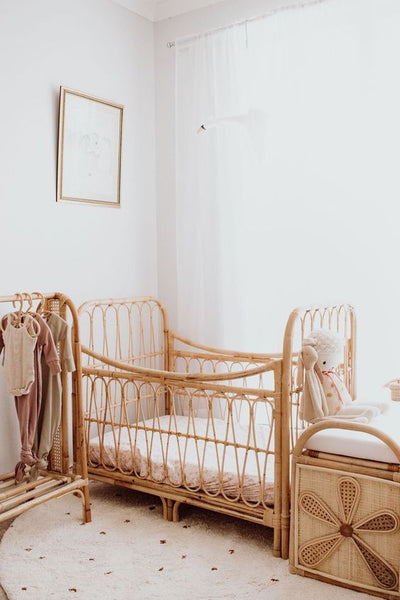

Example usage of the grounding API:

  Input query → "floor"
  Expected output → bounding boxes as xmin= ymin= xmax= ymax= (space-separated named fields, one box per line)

xmin=0 ymin=485 xmax=374 ymax=600
xmin=0 ymin=520 xmax=11 ymax=600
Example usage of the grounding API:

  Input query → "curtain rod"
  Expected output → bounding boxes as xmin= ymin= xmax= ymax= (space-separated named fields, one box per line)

xmin=166 ymin=0 xmax=328 ymax=47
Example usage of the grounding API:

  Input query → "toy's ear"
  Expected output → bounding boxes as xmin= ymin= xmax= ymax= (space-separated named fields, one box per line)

xmin=301 ymin=345 xmax=318 ymax=370
xmin=303 ymin=336 xmax=317 ymax=348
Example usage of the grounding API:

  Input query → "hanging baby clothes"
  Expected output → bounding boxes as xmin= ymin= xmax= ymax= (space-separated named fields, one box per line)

xmin=10 ymin=314 xmax=61 ymax=482
xmin=0 ymin=314 xmax=40 ymax=396
xmin=34 ymin=313 xmax=75 ymax=473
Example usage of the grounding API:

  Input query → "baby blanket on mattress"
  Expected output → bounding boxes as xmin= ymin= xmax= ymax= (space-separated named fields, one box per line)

xmin=305 ymin=401 xmax=400 ymax=464
xmin=89 ymin=415 xmax=275 ymax=505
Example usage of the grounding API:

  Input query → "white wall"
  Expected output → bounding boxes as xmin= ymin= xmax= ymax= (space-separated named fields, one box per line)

xmin=155 ymin=0 xmax=400 ymax=402
xmin=0 ymin=0 xmax=158 ymax=470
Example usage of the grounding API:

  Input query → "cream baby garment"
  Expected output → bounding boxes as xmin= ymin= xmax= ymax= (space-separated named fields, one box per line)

xmin=0 ymin=313 xmax=40 ymax=396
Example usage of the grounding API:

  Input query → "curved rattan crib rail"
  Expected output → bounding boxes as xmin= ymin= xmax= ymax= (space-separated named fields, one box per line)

xmin=82 ymin=368 xmax=274 ymax=397
xmin=171 ymin=332 xmax=283 ymax=360
xmin=81 ymin=345 xmax=278 ymax=383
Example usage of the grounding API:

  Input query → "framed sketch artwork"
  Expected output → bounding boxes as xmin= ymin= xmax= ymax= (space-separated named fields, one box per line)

xmin=57 ymin=87 xmax=123 ymax=207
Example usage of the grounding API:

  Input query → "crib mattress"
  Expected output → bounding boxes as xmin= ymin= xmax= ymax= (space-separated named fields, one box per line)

xmin=89 ymin=415 xmax=275 ymax=505
xmin=305 ymin=401 xmax=400 ymax=464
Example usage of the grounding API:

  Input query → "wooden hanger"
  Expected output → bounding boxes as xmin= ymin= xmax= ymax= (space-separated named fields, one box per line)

xmin=33 ymin=291 xmax=52 ymax=319
xmin=11 ymin=293 xmax=24 ymax=327
xmin=9 ymin=292 xmax=40 ymax=336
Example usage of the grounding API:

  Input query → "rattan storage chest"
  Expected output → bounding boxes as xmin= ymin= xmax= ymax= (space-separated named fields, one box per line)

xmin=290 ymin=422 xmax=400 ymax=599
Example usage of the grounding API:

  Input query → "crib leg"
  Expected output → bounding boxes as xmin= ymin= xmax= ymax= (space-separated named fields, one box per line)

xmin=161 ymin=498 xmax=179 ymax=522
xmin=166 ymin=499 xmax=174 ymax=521
xmin=281 ymin=514 xmax=290 ymax=560
xmin=272 ymin=511 xmax=282 ymax=558
xmin=161 ymin=497 xmax=168 ymax=520
xmin=82 ymin=485 xmax=92 ymax=523
xmin=172 ymin=501 xmax=181 ymax=522
xmin=273 ymin=526 xmax=281 ymax=558
xmin=161 ymin=497 xmax=174 ymax=521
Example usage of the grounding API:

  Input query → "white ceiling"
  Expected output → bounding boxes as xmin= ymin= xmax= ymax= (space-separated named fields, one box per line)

xmin=112 ymin=0 xmax=228 ymax=21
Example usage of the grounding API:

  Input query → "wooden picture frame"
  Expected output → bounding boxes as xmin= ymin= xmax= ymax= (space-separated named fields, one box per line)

xmin=57 ymin=87 xmax=123 ymax=207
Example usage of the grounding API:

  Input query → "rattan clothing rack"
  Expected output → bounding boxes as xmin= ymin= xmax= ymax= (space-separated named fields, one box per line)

xmin=0 ymin=292 xmax=91 ymax=524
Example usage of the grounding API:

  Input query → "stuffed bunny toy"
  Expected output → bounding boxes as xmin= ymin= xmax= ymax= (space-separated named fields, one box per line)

xmin=300 ymin=329 xmax=388 ymax=424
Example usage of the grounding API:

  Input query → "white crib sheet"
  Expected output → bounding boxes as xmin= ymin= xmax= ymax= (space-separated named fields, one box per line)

xmin=89 ymin=415 xmax=275 ymax=506
xmin=305 ymin=401 xmax=400 ymax=464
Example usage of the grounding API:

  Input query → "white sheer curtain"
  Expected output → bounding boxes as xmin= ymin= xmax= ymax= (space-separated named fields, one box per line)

xmin=175 ymin=0 xmax=400 ymax=363
xmin=175 ymin=24 xmax=252 ymax=346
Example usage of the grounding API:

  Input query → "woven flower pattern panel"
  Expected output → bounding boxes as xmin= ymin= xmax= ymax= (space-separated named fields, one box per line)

xmin=298 ymin=476 xmax=400 ymax=590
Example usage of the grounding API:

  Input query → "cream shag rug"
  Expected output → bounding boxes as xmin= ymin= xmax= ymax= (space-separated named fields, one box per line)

xmin=0 ymin=483 xmax=373 ymax=600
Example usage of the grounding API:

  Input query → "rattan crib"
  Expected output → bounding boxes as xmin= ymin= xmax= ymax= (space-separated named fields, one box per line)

xmin=78 ymin=297 xmax=355 ymax=559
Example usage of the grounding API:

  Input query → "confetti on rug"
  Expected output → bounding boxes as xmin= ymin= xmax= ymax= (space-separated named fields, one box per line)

xmin=0 ymin=483 xmax=373 ymax=600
